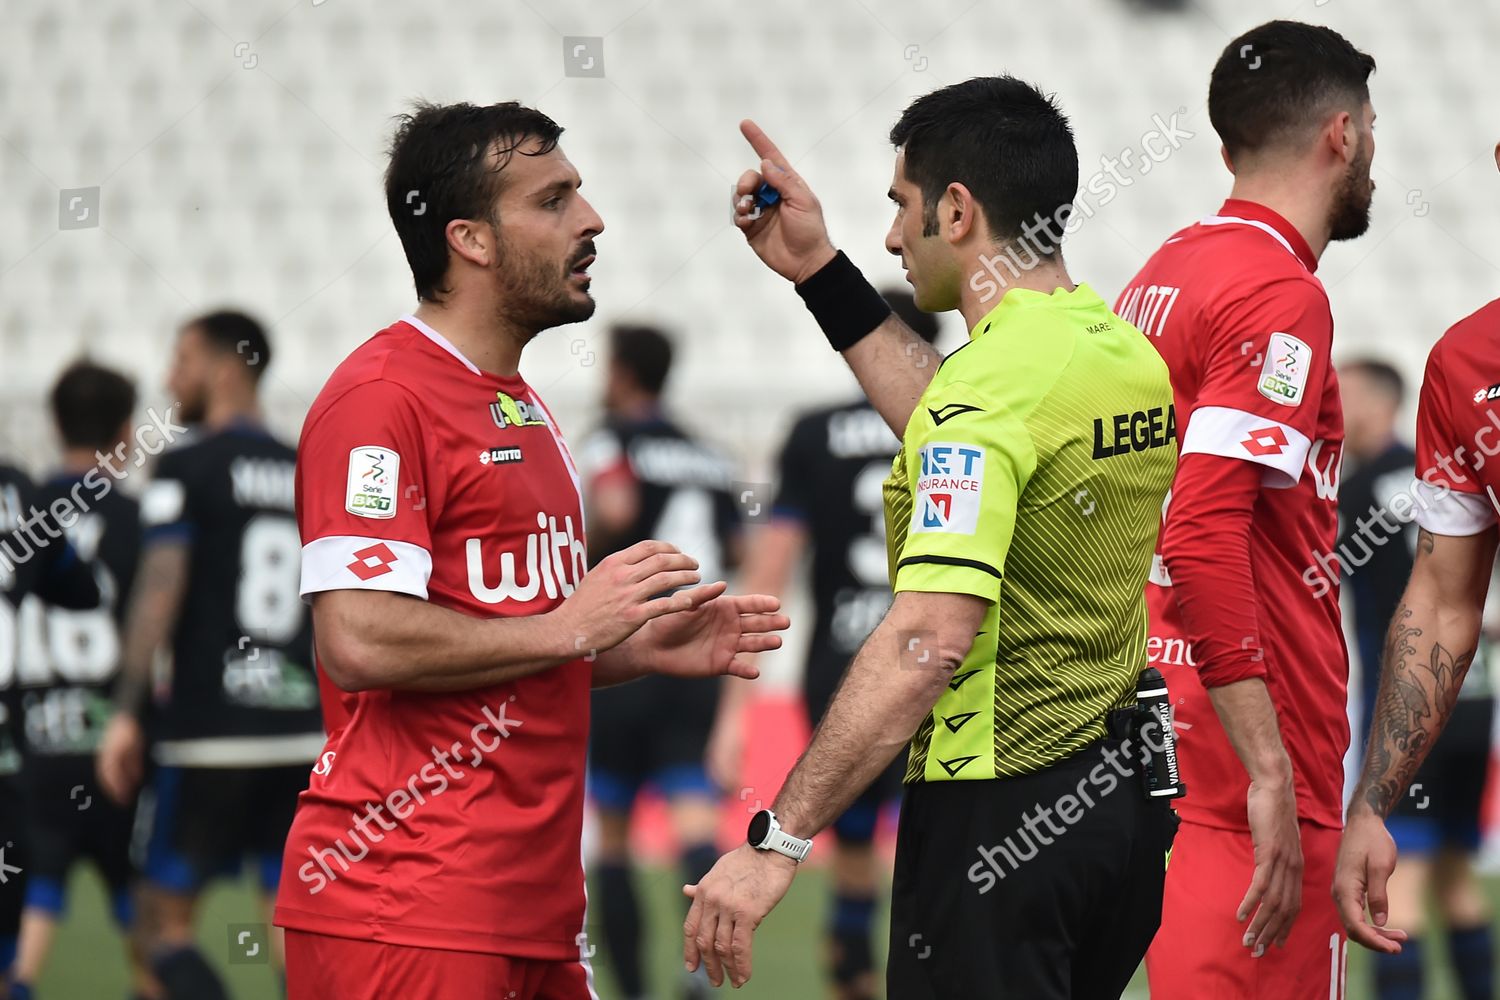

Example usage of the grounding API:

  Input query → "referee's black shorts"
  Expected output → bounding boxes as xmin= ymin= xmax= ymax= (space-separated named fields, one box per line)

xmin=888 ymin=736 xmax=1177 ymax=999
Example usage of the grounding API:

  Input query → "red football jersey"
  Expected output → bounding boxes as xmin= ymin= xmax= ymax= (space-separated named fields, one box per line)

xmin=1116 ymin=200 xmax=1348 ymax=831
xmin=1413 ymin=297 xmax=1500 ymax=534
xmin=273 ymin=316 xmax=594 ymax=962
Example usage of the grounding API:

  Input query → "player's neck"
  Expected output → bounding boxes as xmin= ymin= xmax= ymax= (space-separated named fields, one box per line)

xmin=412 ymin=299 xmax=529 ymax=378
xmin=1225 ymin=176 xmax=1332 ymax=261
xmin=61 ymin=446 xmax=105 ymax=475
xmin=203 ymin=394 xmax=262 ymax=432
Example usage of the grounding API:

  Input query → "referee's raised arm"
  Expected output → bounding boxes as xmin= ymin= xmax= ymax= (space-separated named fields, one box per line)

xmin=732 ymin=120 xmax=941 ymax=434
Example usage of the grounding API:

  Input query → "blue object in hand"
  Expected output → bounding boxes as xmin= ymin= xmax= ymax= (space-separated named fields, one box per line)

xmin=753 ymin=181 xmax=781 ymax=209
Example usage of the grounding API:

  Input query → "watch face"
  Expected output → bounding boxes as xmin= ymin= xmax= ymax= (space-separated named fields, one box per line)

xmin=747 ymin=810 xmax=771 ymax=846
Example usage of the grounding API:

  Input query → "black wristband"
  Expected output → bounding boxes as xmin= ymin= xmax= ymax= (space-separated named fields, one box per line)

xmin=794 ymin=250 xmax=892 ymax=353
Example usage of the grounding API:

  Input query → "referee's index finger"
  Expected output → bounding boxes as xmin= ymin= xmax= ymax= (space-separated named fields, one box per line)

xmin=740 ymin=119 xmax=797 ymax=179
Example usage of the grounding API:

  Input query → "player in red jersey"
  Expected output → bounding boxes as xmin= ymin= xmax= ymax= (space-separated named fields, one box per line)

xmin=272 ymin=101 xmax=789 ymax=1000
xmin=1333 ymin=145 xmax=1500 ymax=1000
xmin=1113 ymin=21 xmax=1376 ymax=998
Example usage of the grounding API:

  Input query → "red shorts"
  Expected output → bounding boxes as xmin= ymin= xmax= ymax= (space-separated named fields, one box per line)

xmin=1147 ymin=819 xmax=1347 ymax=1000
xmin=285 ymin=930 xmax=597 ymax=1000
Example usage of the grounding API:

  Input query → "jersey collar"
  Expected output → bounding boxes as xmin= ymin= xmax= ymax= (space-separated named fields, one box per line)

xmin=401 ymin=313 xmax=484 ymax=377
xmin=969 ymin=283 xmax=1107 ymax=341
xmin=1203 ymin=199 xmax=1318 ymax=273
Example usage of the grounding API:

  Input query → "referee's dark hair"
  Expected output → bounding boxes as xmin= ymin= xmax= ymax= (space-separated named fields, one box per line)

xmin=1209 ymin=21 xmax=1375 ymax=160
xmin=386 ymin=101 xmax=564 ymax=303
xmin=880 ymin=287 xmax=941 ymax=345
xmin=185 ymin=309 xmax=273 ymax=381
xmin=889 ymin=76 xmax=1077 ymax=254
xmin=1341 ymin=357 xmax=1404 ymax=407
xmin=50 ymin=360 xmax=137 ymax=450
xmin=610 ymin=324 xmax=674 ymax=397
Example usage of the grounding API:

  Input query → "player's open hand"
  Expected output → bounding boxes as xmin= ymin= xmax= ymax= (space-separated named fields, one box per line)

xmin=555 ymin=539 xmax=704 ymax=652
xmin=733 ymin=120 xmax=838 ymax=285
xmin=684 ymin=844 xmax=797 ymax=988
xmin=1332 ymin=808 xmax=1409 ymax=954
xmin=634 ymin=585 xmax=788 ymax=680
xmin=1238 ymin=776 xmax=1304 ymax=956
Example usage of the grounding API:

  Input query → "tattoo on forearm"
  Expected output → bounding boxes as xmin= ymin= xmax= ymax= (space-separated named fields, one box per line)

xmin=1358 ymin=603 xmax=1475 ymax=816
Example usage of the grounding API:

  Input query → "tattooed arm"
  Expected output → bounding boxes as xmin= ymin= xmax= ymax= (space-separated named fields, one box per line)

xmin=1333 ymin=525 xmax=1497 ymax=952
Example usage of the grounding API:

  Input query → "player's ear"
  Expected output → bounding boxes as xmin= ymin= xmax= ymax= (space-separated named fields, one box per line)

xmin=1493 ymin=141 xmax=1499 ymax=173
xmin=446 ymin=217 xmax=494 ymax=269
xmin=1219 ymin=145 xmax=1235 ymax=176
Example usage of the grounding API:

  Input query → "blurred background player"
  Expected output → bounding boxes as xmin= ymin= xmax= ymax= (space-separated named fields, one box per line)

xmin=580 ymin=322 xmax=741 ymax=1000
xmin=97 ymin=310 xmax=321 ymax=1000
xmin=1115 ymin=20 xmax=1377 ymax=998
xmin=0 ymin=456 xmax=104 ymax=996
xmin=6 ymin=363 xmax=146 ymax=1000
xmin=707 ymin=288 xmax=939 ymax=1000
xmin=1338 ymin=357 xmax=1496 ymax=999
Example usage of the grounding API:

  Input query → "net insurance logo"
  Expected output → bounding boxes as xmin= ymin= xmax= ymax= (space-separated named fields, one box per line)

xmin=914 ymin=442 xmax=985 ymax=534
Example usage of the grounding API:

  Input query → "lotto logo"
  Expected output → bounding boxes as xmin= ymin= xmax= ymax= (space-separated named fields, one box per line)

xmin=1241 ymin=425 xmax=1289 ymax=457
xmin=347 ymin=542 xmax=397 ymax=580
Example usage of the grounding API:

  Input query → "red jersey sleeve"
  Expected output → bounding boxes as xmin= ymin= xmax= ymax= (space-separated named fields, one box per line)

xmin=296 ymin=380 xmax=446 ymax=600
xmin=1181 ymin=277 xmax=1332 ymax=489
xmin=1413 ymin=339 xmax=1498 ymax=535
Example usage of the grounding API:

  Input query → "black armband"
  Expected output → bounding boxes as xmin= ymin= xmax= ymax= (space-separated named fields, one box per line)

xmin=794 ymin=251 xmax=892 ymax=352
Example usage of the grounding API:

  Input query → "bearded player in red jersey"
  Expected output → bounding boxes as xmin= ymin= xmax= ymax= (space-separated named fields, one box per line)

xmin=272 ymin=102 xmax=789 ymax=1000
xmin=1333 ymin=145 xmax=1500 ymax=1000
xmin=1114 ymin=21 xmax=1376 ymax=998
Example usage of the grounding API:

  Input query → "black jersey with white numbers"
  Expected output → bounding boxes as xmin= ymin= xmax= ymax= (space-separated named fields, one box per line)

xmin=14 ymin=474 xmax=141 ymax=758
xmin=579 ymin=414 xmax=739 ymax=584
xmin=0 ymin=464 xmax=102 ymax=774
xmin=771 ymin=401 xmax=900 ymax=671
xmin=139 ymin=426 xmax=321 ymax=763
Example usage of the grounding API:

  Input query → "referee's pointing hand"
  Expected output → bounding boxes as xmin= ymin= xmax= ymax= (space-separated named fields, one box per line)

xmin=733 ymin=120 xmax=837 ymax=285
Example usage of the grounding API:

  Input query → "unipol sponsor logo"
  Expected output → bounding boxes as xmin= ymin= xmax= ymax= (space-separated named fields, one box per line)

xmin=466 ymin=513 xmax=587 ymax=604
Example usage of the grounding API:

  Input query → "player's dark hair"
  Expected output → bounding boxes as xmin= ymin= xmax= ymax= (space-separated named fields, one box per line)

xmin=879 ymin=287 xmax=940 ymax=345
xmin=385 ymin=101 xmax=565 ymax=303
xmin=1342 ymin=357 xmax=1404 ymax=406
xmin=50 ymin=360 xmax=136 ymax=449
xmin=185 ymin=309 xmax=273 ymax=380
xmin=609 ymin=324 xmax=673 ymax=396
xmin=889 ymin=76 xmax=1078 ymax=254
xmin=1209 ymin=21 xmax=1375 ymax=160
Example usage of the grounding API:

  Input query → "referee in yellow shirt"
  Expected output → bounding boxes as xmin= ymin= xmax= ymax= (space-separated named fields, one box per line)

xmin=685 ymin=77 xmax=1179 ymax=998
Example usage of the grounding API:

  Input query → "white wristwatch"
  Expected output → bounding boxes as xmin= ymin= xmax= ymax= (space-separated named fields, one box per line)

xmin=747 ymin=809 xmax=812 ymax=862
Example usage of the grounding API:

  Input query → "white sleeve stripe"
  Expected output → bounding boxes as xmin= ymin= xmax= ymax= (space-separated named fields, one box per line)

xmin=299 ymin=535 xmax=432 ymax=601
xmin=1412 ymin=480 xmax=1498 ymax=537
xmin=1181 ymin=405 xmax=1311 ymax=490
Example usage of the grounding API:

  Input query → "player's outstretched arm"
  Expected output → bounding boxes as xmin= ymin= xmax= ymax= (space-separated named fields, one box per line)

xmin=682 ymin=590 xmax=983 ymax=988
xmin=315 ymin=540 xmax=705 ymax=693
xmin=1335 ymin=525 xmax=1493 ymax=953
xmin=733 ymin=120 xmax=941 ymax=433
xmin=98 ymin=539 xmax=190 ymax=805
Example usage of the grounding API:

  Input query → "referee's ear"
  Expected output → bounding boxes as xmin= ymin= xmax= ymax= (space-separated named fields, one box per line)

xmin=942 ymin=182 xmax=978 ymax=245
